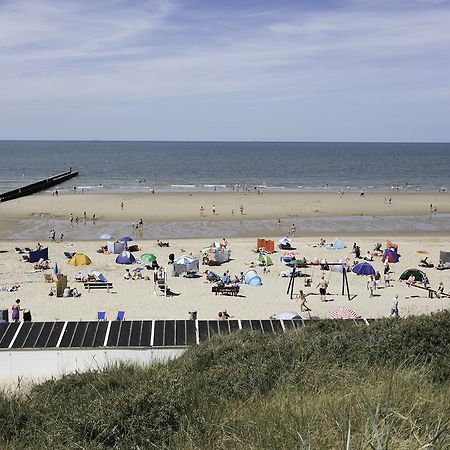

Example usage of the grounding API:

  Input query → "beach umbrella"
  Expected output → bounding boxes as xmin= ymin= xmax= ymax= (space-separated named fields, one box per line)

xmin=329 ymin=307 xmax=359 ymax=320
xmin=140 ymin=253 xmax=157 ymax=263
xmin=399 ymin=268 xmax=425 ymax=282
xmin=352 ymin=262 xmax=375 ymax=275
xmin=68 ymin=253 xmax=92 ymax=266
xmin=119 ymin=236 xmax=133 ymax=243
xmin=258 ymin=254 xmax=273 ymax=266
xmin=99 ymin=233 xmax=113 ymax=240
xmin=415 ymin=250 xmax=430 ymax=256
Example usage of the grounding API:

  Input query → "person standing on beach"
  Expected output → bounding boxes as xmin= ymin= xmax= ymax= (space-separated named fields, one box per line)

xmin=240 ymin=204 xmax=244 ymax=215
xmin=212 ymin=205 xmax=216 ymax=215
xmin=390 ymin=295 xmax=399 ymax=317
xmin=317 ymin=277 xmax=328 ymax=302
xmin=367 ymin=275 xmax=376 ymax=298
xmin=11 ymin=299 xmax=23 ymax=322
xmin=121 ymin=201 xmax=124 ymax=211
xmin=200 ymin=206 xmax=204 ymax=217
xmin=69 ymin=213 xmax=73 ymax=223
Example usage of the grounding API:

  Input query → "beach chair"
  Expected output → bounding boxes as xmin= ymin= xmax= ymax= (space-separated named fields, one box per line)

xmin=24 ymin=247 xmax=31 ymax=252
xmin=116 ymin=310 xmax=125 ymax=321
xmin=97 ymin=311 xmax=107 ymax=321
xmin=64 ymin=251 xmax=74 ymax=259
xmin=15 ymin=247 xmax=24 ymax=254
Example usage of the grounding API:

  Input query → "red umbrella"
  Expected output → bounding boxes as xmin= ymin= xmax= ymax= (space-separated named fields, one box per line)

xmin=329 ymin=307 xmax=359 ymax=320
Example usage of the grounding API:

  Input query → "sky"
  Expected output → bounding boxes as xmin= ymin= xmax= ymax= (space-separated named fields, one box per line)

xmin=0 ymin=0 xmax=450 ymax=141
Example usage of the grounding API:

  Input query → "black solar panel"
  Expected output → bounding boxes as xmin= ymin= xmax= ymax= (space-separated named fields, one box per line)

xmin=240 ymin=320 xmax=251 ymax=331
xmin=34 ymin=322 xmax=54 ymax=348
xmin=153 ymin=320 xmax=164 ymax=346
xmin=175 ymin=320 xmax=186 ymax=346
xmin=82 ymin=322 xmax=99 ymax=347
xmin=106 ymin=321 xmax=121 ymax=347
xmin=22 ymin=322 xmax=44 ymax=348
xmin=59 ymin=322 xmax=77 ymax=348
xmin=140 ymin=321 xmax=152 ymax=346
xmin=47 ymin=322 xmax=65 ymax=347
xmin=251 ymin=320 xmax=263 ymax=332
xmin=186 ymin=320 xmax=196 ymax=345
xmin=70 ymin=322 xmax=89 ymax=347
xmin=282 ymin=319 xmax=295 ymax=330
xmin=129 ymin=321 xmax=142 ymax=347
xmin=261 ymin=320 xmax=273 ymax=334
xmin=118 ymin=321 xmax=132 ymax=347
xmin=208 ymin=320 xmax=219 ymax=337
xmin=0 ymin=322 xmax=9 ymax=343
xmin=11 ymin=322 xmax=33 ymax=348
xmin=229 ymin=320 xmax=240 ymax=332
xmin=92 ymin=321 xmax=108 ymax=347
xmin=0 ymin=323 xmax=20 ymax=348
xmin=292 ymin=319 xmax=304 ymax=329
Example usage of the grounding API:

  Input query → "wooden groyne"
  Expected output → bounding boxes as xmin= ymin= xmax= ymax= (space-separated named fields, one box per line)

xmin=0 ymin=169 xmax=78 ymax=203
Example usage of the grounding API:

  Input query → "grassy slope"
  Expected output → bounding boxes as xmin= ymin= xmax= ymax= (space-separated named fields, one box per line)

xmin=1 ymin=312 xmax=450 ymax=449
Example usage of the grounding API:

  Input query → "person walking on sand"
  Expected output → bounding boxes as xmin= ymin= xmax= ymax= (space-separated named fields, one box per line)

xmin=317 ymin=277 xmax=328 ymax=302
xmin=200 ymin=206 xmax=204 ymax=217
xmin=121 ymin=201 xmax=124 ymax=211
xmin=11 ymin=299 xmax=23 ymax=322
xmin=298 ymin=290 xmax=311 ymax=312
xmin=390 ymin=295 xmax=399 ymax=317
xmin=367 ymin=275 xmax=376 ymax=298
xmin=240 ymin=204 xmax=244 ymax=215
xmin=212 ymin=205 xmax=216 ymax=215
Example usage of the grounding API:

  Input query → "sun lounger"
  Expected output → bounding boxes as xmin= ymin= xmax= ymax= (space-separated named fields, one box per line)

xmin=15 ymin=247 xmax=24 ymax=254
xmin=97 ymin=311 xmax=107 ymax=321
xmin=21 ymin=255 xmax=29 ymax=262
xmin=84 ymin=282 xmax=113 ymax=292
xmin=64 ymin=251 xmax=75 ymax=259
xmin=212 ymin=285 xmax=240 ymax=296
xmin=24 ymin=247 xmax=31 ymax=252
xmin=116 ymin=310 xmax=125 ymax=321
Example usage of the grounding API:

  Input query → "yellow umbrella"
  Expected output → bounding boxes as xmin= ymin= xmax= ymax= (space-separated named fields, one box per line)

xmin=68 ymin=253 xmax=92 ymax=266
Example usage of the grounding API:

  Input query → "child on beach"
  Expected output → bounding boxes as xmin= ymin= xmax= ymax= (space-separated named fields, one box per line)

xmin=298 ymin=290 xmax=311 ymax=312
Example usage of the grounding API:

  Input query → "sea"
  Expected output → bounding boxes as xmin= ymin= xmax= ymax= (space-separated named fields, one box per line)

xmin=0 ymin=141 xmax=449 ymax=193
xmin=1 ymin=141 xmax=449 ymax=239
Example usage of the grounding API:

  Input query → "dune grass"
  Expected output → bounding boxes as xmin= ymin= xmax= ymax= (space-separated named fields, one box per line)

xmin=1 ymin=312 xmax=450 ymax=449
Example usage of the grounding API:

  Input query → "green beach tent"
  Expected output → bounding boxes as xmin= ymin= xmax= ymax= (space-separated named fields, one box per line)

xmin=258 ymin=254 xmax=273 ymax=266
xmin=399 ymin=268 xmax=425 ymax=282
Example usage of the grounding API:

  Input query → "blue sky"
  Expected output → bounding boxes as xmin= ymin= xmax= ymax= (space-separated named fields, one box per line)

xmin=1 ymin=0 xmax=450 ymax=141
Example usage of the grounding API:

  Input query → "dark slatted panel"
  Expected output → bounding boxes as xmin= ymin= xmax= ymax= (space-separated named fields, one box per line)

xmin=129 ymin=321 xmax=142 ymax=347
xmin=292 ymin=319 xmax=304 ymax=329
xmin=240 ymin=320 xmax=251 ymax=331
xmin=11 ymin=322 xmax=33 ymax=348
xmin=271 ymin=320 xmax=283 ymax=333
xmin=198 ymin=321 xmax=209 ymax=342
xmin=251 ymin=320 xmax=263 ymax=332
xmin=140 ymin=321 xmax=152 ymax=346
xmin=164 ymin=320 xmax=175 ymax=346
xmin=82 ymin=322 xmax=99 ymax=347
xmin=118 ymin=321 xmax=132 ymax=347
xmin=0 ymin=323 xmax=20 ymax=348
xmin=47 ymin=322 xmax=65 ymax=347
xmin=0 ymin=323 xmax=9 ymax=343
xmin=34 ymin=322 xmax=54 ymax=348
xmin=59 ymin=322 xmax=77 ymax=347
xmin=218 ymin=321 xmax=229 ymax=335
xmin=70 ymin=322 xmax=89 ymax=347
xmin=93 ymin=321 xmax=108 ymax=347
xmin=175 ymin=320 xmax=186 ymax=346
xmin=153 ymin=321 xmax=164 ymax=346
xmin=208 ymin=320 xmax=219 ymax=337
xmin=282 ymin=319 xmax=295 ymax=330
xmin=229 ymin=320 xmax=240 ymax=332
xmin=186 ymin=320 xmax=197 ymax=345
xmin=23 ymin=322 xmax=45 ymax=348
xmin=106 ymin=321 xmax=121 ymax=347
xmin=261 ymin=320 xmax=273 ymax=334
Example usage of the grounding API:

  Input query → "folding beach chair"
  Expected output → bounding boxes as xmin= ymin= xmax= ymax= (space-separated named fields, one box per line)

xmin=97 ymin=311 xmax=107 ymax=321
xmin=116 ymin=310 xmax=125 ymax=321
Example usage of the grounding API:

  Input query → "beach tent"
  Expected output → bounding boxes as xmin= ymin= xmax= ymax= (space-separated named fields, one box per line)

xmin=28 ymin=247 xmax=48 ymax=263
xmin=258 ymin=254 xmax=273 ymax=266
xmin=107 ymin=241 xmax=126 ymax=254
xmin=257 ymin=238 xmax=274 ymax=253
xmin=383 ymin=248 xmax=400 ymax=263
xmin=99 ymin=234 xmax=113 ymax=240
xmin=91 ymin=270 xmax=107 ymax=282
xmin=68 ymin=253 xmax=92 ymax=266
xmin=173 ymin=256 xmax=199 ymax=276
xmin=115 ymin=251 xmax=136 ymax=265
xmin=278 ymin=237 xmax=291 ymax=246
xmin=329 ymin=238 xmax=346 ymax=250
xmin=140 ymin=253 xmax=157 ymax=263
xmin=352 ymin=262 xmax=375 ymax=275
xmin=440 ymin=251 xmax=450 ymax=264
xmin=399 ymin=268 xmax=425 ymax=282
xmin=331 ymin=260 xmax=348 ymax=273
xmin=270 ymin=311 xmax=304 ymax=320
xmin=244 ymin=269 xmax=262 ymax=286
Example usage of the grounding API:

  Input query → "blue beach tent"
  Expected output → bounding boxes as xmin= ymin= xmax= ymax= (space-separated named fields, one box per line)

xmin=244 ymin=269 xmax=262 ymax=286
xmin=352 ymin=262 xmax=375 ymax=275
xmin=115 ymin=251 xmax=136 ymax=265
xmin=331 ymin=238 xmax=346 ymax=250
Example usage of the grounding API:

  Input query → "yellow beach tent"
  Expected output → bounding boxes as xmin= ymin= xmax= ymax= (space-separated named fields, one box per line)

xmin=68 ymin=253 xmax=92 ymax=266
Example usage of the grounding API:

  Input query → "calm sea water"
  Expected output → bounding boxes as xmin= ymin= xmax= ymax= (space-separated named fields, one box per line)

xmin=0 ymin=141 xmax=448 ymax=193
